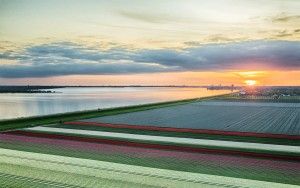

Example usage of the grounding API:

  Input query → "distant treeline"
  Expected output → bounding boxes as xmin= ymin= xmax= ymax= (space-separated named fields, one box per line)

xmin=0 ymin=86 xmax=64 ymax=93
xmin=207 ymin=85 xmax=242 ymax=90
xmin=67 ymin=85 xmax=209 ymax=88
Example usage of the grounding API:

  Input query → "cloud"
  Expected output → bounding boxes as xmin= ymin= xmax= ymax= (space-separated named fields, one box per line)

xmin=118 ymin=10 xmax=169 ymax=23
xmin=117 ymin=10 xmax=192 ymax=24
xmin=134 ymin=41 xmax=300 ymax=70
xmin=0 ymin=60 xmax=171 ymax=78
xmin=271 ymin=13 xmax=300 ymax=23
xmin=275 ymin=30 xmax=294 ymax=37
xmin=118 ymin=10 xmax=191 ymax=24
xmin=0 ymin=40 xmax=299 ymax=78
xmin=294 ymin=29 xmax=300 ymax=33
xmin=184 ymin=35 xmax=247 ymax=46
xmin=0 ymin=42 xmax=177 ymax=78
xmin=268 ymin=28 xmax=300 ymax=39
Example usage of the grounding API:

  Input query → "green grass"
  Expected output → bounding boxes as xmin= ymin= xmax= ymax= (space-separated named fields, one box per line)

xmin=0 ymin=142 xmax=299 ymax=185
xmin=0 ymin=163 xmax=160 ymax=188
xmin=0 ymin=94 xmax=228 ymax=131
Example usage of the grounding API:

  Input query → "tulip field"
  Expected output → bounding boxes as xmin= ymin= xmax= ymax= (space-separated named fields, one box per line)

xmin=86 ymin=101 xmax=300 ymax=135
xmin=0 ymin=100 xmax=299 ymax=187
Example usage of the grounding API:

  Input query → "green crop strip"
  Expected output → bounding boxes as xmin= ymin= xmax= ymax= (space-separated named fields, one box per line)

xmin=0 ymin=163 xmax=161 ymax=188
xmin=0 ymin=142 xmax=298 ymax=185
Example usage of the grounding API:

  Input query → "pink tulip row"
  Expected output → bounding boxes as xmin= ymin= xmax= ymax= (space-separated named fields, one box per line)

xmin=1 ymin=132 xmax=298 ymax=173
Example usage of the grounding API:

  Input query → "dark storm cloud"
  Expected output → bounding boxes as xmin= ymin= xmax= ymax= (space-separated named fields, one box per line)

xmin=0 ymin=40 xmax=299 ymax=78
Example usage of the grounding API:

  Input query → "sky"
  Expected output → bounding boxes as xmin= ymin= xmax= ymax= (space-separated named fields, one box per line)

xmin=0 ymin=0 xmax=299 ymax=86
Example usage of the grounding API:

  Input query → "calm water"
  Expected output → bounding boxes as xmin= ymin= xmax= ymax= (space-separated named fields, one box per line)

xmin=0 ymin=87 xmax=232 ymax=120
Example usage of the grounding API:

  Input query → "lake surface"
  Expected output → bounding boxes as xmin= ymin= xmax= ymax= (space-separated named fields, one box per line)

xmin=0 ymin=87 xmax=232 ymax=120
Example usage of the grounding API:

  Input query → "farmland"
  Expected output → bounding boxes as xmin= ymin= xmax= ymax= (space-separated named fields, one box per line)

xmin=0 ymin=96 xmax=300 ymax=187
xmin=84 ymin=101 xmax=300 ymax=135
xmin=1 ymin=132 xmax=299 ymax=186
xmin=1 ymin=0 xmax=300 ymax=187
xmin=2 ymin=148 xmax=298 ymax=188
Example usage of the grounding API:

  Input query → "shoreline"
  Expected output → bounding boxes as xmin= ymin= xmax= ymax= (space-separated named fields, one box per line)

xmin=0 ymin=94 xmax=229 ymax=131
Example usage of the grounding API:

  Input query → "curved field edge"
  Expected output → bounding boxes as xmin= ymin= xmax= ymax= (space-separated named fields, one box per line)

xmin=0 ymin=94 xmax=229 ymax=131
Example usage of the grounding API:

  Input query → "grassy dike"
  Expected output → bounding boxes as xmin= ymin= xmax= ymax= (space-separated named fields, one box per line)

xmin=0 ymin=94 xmax=229 ymax=131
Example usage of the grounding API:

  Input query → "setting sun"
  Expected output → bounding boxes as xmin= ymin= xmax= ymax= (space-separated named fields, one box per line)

xmin=245 ymin=80 xmax=257 ymax=86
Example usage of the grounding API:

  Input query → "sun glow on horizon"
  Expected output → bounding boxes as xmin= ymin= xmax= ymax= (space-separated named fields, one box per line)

xmin=244 ymin=80 xmax=257 ymax=86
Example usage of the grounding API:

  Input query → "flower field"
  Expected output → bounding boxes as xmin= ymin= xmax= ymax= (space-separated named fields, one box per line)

xmin=85 ymin=101 xmax=300 ymax=135
xmin=2 ymin=148 xmax=298 ymax=188
xmin=0 ymin=100 xmax=299 ymax=187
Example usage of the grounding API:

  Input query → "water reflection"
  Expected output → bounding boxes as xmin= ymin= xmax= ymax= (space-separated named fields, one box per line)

xmin=0 ymin=87 xmax=232 ymax=120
